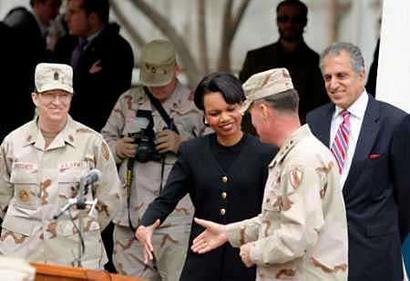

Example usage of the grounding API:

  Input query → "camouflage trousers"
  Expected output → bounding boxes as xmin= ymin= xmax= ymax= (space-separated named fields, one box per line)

xmin=113 ymin=224 xmax=190 ymax=281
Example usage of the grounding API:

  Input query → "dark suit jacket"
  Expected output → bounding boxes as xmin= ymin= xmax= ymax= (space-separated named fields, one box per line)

xmin=2 ymin=8 xmax=47 ymax=138
xmin=53 ymin=23 xmax=134 ymax=131
xmin=4 ymin=7 xmax=48 ymax=91
xmin=141 ymin=134 xmax=276 ymax=281
xmin=391 ymin=115 xmax=410 ymax=240
xmin=306 ymin=94 xmax=407 ymax=281
xmin=239 ymin=41 xmax=328 ymax=123
xmin=0 ymin=22 xmax=34 ymax=141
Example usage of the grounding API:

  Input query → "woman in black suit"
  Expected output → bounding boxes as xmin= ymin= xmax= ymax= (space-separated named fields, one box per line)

xmin=136 ymin=72 xmax=276 ymax=281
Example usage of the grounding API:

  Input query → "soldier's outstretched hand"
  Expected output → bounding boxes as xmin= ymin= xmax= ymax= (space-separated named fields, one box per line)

xmin=191 ymin=218 xmax=228 ymax=254
xmin=135 ymin=219 xmax=160 ymax=264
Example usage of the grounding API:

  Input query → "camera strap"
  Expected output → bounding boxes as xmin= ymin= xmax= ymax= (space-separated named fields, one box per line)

xmin=126 ymin=157 xmax=137 ymax=232
xmin=127 ymin=88 xmax=177 ymax=232
xmin=144 ymin=88 xmax=178 ymax=194
xmin=143 ymin=87 xmax=179 ymax=134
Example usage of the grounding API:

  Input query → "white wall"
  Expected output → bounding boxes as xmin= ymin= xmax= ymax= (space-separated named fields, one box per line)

xmin=376 ymin=0 xmax=410 ymax=113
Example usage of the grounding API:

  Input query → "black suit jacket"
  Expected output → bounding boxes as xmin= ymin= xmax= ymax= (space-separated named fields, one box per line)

xmin=4 ymin=7 xmax=48 ymax=90
xmin=54 ymin=23 xmax=134 ymax=131
xmin=2 ymin=8 xmax=48 ymax=138
xmin=306 ymin=94 xmax=407 ymax=281
xmin=141 ymin=134 xmax=276 ymax=281
xmin=239 ymin=41 xmax=328 ymax=123
xmin=391 ymin=115 xmax=410 ymax=241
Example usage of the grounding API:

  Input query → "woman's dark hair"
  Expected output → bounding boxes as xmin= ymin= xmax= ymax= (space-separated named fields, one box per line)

xmin=193 ymin=72 xmax=245 ymax=111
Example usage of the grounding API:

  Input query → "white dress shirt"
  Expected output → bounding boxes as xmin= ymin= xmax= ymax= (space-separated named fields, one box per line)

xmin=330 ymin=90 xmax=368 ymax=188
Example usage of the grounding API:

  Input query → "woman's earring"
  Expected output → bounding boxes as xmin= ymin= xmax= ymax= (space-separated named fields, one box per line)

xmin=203 ymin=117 xmax=209 ymax=126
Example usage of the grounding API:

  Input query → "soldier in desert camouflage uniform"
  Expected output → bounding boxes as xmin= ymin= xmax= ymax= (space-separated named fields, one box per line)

xmin=101 ymin=40 xmax=207 ymax=280
xmin=0 ymin=63 xmax=121 ymax=269
xmin=192 ymin=68 xmax=348 ymax=281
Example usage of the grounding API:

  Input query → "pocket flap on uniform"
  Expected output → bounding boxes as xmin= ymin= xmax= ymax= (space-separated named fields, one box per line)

xmin=10 ymin=163 xmax=38 ymax=184
xmin=58 ymin=170 xmax=85 ymax=183
xmin=2 ymin=215 xmax=38 ymax=236
xmin=58 ymin=161 xmax=89 ymax=183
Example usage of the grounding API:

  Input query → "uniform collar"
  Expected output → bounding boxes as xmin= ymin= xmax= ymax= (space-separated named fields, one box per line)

xmin=24 ymin=116 xmax=77 ymax=150
xmin=268 ymin=124 xmax=311 ymax=168
xmin=139 ymin=80 xmax=189 ymax=112
xmin=160 ymin=80 xmax=186 ymax=110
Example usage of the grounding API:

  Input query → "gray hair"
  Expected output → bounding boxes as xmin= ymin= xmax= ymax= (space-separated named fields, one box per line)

xmin=320 ymin=42 xmax=365 ymax=74
xmin=256 ymin=89 xmax=299 ymax=114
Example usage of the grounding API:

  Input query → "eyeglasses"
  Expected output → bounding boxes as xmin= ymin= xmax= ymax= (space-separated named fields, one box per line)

xmin=39 ymin=92 xmax=72 ymax=103
xmin=277 ymin=15 xmax=305 ymax=24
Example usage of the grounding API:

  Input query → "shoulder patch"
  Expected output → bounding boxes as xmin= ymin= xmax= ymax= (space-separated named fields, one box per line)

xmin=289 ymin=167 xmax=303 ymax=189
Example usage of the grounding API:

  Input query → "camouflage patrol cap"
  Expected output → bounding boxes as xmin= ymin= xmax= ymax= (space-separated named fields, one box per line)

xmin=35 ymin=63 xmax=73 ymax=94
xmin=240 ymin=68 xmax=294 ymax=113
xmin=140 ymin=39 xmax=177 ymax=87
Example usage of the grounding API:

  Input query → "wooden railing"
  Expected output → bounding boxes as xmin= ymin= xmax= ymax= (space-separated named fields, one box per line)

xmin=32 ymin=262 xmax=144 ymax=281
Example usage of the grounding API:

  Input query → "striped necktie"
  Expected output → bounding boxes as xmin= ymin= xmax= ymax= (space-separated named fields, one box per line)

xmin=331 ymin=110 xmax=351 ymax=173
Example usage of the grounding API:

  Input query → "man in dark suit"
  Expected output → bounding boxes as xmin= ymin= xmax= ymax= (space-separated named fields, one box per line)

xmin=4 ymin=0 xmax=61 ymax=92
xmin=239 ymin=0 xmax=327 ymax=124
xmin=3 ymin=0 xmax=61 ymax=138
xmin=306 ymin=42 xmax=408 ymax=281
xmin=54 ymin=0 xmax=134 ymax=132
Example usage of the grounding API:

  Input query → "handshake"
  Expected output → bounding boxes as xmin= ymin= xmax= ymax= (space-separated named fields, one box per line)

xmin=135 ymin=218 xmax=255 ymax=267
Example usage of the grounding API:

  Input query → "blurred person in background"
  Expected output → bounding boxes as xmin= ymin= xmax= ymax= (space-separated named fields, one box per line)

xmin=239 ymin=0 xmax=327 ymax=128
xmin=3 ymin=0 xmax=62 ymax=139
xmin=54 ymin=0 xmax=133 ymax=132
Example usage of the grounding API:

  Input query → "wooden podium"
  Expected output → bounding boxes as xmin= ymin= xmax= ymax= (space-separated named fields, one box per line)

xmin=32 ymin=263 xmax=144 ymax=281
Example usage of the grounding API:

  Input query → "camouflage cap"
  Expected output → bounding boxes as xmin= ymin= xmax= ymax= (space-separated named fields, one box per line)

xmin=35 ymin=63 xmax=73 ymax=94
xmin=140 ymin=39 xmax=177 ymax=87
xmin=240 ymin=68 xmax=294 ymax=113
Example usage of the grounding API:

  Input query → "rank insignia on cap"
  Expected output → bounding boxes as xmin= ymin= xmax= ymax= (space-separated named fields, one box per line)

xmin=35 ymin=63 xmax=73 ymax=93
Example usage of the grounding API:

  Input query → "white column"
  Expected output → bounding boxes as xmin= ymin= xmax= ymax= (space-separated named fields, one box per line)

xmin=376 ymin=0 xmax=410 ymax=113
xmin=378 ymin=1 xmax=410 ymax=279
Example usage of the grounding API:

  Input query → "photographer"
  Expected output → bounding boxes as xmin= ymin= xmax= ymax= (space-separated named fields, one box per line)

xmin=101 ymin=39 xmax=208 ymax=280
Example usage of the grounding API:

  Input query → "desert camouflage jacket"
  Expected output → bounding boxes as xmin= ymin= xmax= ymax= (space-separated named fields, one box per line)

xmin=0 ymin=117 xmax=121 ymax=269
xmin=226 ymin=125 xmax=348 ymax=281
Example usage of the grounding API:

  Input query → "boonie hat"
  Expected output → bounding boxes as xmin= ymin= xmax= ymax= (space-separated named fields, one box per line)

xmin=140 ymin=39 xmax=176 ymax=87
xmin=35 ymin=63 xmax=73 ymax=94
xmin=240 ymin=68 xmax=294 ymax=113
